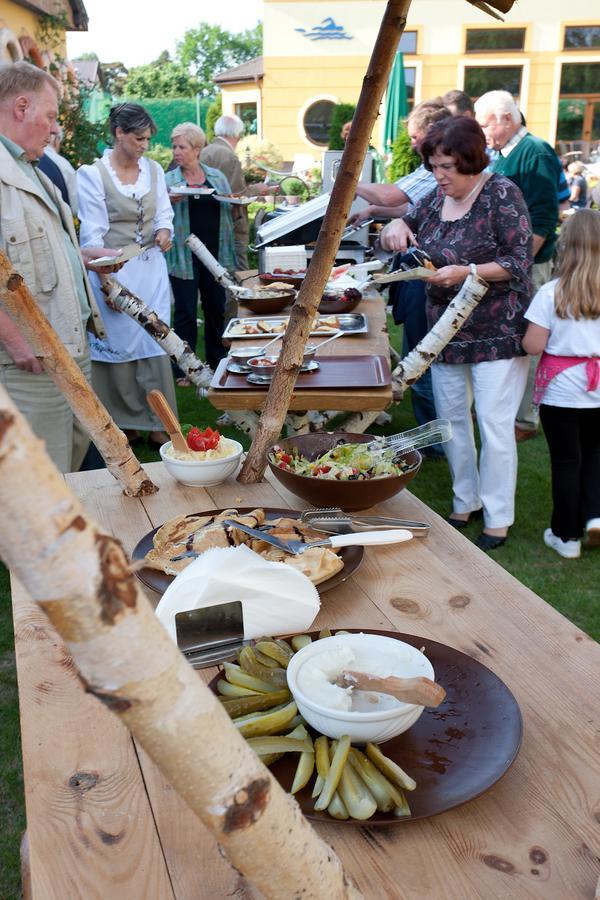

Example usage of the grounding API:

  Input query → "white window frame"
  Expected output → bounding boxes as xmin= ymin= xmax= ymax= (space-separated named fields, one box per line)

xmin=297 ymin=94 xmax=339 ymax=150
xmin=549 ymin=53 xmax=600 ymax=146
xmin=459 ymin=57 xmax=530 ymax=114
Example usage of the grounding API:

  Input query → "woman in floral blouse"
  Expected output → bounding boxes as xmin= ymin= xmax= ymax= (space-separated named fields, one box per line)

xmin=381 ymin=116 xmax=533 ymax=550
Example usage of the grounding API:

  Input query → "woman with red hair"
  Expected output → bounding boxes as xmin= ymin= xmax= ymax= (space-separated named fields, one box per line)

xmin=381 ymin=117 xmax=533 ymax=550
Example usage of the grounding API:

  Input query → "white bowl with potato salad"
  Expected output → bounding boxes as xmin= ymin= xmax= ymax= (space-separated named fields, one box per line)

xmin=159 ymin=430 xmax=243 ymax=486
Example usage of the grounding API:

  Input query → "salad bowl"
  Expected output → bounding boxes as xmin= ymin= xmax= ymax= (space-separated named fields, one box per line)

xmin=267 ymin=432 xmax=421 ymax=511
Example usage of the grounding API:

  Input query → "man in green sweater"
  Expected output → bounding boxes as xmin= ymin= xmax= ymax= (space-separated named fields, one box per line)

xmin=475 ymin=90 xmax=559 ymax=439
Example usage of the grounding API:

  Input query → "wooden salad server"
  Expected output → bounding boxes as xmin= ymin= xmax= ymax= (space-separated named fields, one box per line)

xmin=146 ymin=390 xmax=188 ymax=454
xmin=339 ymin=670 xmax=446 ymax=707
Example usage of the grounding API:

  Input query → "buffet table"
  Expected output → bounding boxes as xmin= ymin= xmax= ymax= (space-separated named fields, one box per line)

xmin=12 ymin=462 xmax=600 ymax=898
xmin=207 ymin=288 xmax=393 ymax=413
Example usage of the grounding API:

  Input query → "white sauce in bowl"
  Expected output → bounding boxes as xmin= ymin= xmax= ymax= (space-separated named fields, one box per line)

xmin=295 ymin=641 xmax=428 ymax=713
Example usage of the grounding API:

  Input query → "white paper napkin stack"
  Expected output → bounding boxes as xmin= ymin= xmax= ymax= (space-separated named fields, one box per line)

xmin=155 ymin=544 xmax=320 ymax=645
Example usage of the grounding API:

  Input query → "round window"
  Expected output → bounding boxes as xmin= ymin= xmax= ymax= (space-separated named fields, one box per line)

xmin=303 ymin=99 xmax=335 ymax=146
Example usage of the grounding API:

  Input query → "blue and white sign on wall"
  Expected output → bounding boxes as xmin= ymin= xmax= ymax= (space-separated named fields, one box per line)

xmin=295 ymin=18 xmax=353 ymax=41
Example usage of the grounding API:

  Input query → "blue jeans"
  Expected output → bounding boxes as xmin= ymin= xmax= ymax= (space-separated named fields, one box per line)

xmin=390 ymin=265 xmax=445 ymax=458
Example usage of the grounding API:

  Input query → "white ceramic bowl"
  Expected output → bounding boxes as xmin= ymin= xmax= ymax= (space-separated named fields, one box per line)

xmin=159 ymin=439 xmax=243 ymax=487
xmin=286 ymin=632 xmax=434 ymax=743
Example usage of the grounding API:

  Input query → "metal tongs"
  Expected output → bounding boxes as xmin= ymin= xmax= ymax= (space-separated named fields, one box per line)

xmin=301 ymin=508 xmax=430 ymax=537
xmin=367 ymin=418 xmax=452 ymax=457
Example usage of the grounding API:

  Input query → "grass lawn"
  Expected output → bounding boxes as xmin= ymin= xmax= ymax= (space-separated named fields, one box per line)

xmin=0 ymin=316 xmax=597 ymax=897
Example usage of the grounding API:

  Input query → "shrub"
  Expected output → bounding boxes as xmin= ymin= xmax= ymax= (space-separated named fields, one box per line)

xmin=387 ymin=123 xmax=420 ymax=182
xmin=328 ymin=103 xmax=356 ymax=150
xmin=205 ymin=94 xmax=222 ymax=143
xmin=235 ymin=136 xmax=284 ymax=184
xmin=146 ymin=144 xmax=173 ymax=171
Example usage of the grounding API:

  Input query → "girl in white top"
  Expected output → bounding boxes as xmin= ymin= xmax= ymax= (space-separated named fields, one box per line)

xmin=523 ymin=209 xmax=600 ymax=559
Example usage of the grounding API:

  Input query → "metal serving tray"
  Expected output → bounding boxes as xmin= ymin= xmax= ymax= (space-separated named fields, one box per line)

xmin=222 ymin=313 xmax=368 ymax=339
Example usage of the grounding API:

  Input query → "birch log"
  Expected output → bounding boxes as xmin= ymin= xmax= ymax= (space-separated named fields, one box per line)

xmin=0 ymin=387 xmax=362 ymax=900
xmin=0 ymin=251 xmax=157 ymax=497
xmin=239 ymin=0 xmax=413 ymax=484
xmin=102 ymin=277 xmax=213 ymax=390
xmin=392 ymin=274 xmax=489 ymax=397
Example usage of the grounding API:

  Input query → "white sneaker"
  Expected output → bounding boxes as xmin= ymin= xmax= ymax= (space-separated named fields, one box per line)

xmin=585 ymin=518 xmax=600 ymax=548
xmin=543 ymin=528 xmax=581 ymax=559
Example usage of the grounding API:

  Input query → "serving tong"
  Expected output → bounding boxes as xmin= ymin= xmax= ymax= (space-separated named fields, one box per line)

xmin=366 ymin=418 xmax=452 ymax=457
xmin=300 ymin=509 xmax=430 ymax=537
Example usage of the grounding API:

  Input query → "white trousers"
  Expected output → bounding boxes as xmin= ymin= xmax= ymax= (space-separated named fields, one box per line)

xmin=431 ymin=356 xmax=529 ymax=529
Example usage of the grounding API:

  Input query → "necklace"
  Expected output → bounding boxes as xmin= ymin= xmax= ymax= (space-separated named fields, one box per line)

xmin=447 ymin=173 xmax=486 ymax=206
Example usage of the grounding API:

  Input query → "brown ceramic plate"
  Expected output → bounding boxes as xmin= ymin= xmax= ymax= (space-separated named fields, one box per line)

xmin=132 ymin=507 xmax=363 ymax=596
xmin=210 ymin=629 xmax=522 ymax=826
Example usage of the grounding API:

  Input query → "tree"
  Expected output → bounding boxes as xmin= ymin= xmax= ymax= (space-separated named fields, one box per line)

xmin=177 ymin=22 xmax=262 ymax=98
xmin=101 ymin=61 xmax=129 ymax=97
xmin=123 ymin=52 xmax=199 ymax=98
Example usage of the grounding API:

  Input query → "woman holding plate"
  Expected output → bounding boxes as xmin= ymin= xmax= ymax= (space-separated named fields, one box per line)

xmin=77 ymin=103 xmax=176 ymax=448
xmin=165 ymin=123 xmax=236 ymax=383
xmin=380 ymin=116 xmax=533 ymax=550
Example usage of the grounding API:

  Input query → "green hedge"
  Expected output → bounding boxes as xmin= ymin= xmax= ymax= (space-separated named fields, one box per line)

xmin=125 ymin=97 xmax=212 ymax=146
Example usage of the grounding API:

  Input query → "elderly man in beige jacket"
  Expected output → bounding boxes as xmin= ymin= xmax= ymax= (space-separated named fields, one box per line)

xmin=0 ymin=62 xmax=119 ymax=472
xmin=200 ymin=114 xmax=273 ymax=270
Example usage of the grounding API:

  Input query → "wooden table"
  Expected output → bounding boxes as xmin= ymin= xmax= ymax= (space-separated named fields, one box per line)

xmin=207 ymin=288 xmax=393 ymax=412
xmin=12 ymin=463 xmax=600 ymax=898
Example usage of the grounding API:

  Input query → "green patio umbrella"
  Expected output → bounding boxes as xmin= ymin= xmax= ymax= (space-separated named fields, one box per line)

xmin=383 ymin=51 xmax=408 ymax=152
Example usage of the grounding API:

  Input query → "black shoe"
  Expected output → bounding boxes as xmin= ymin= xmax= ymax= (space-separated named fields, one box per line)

xmin=475 ymin=531 xmax=507 ymax=551
xmin=447 ymin=508 xmax=483 ymax=529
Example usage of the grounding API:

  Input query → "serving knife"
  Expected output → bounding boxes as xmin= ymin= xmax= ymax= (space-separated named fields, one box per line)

xmin=222 ymin=520 xmax=413 ymax=555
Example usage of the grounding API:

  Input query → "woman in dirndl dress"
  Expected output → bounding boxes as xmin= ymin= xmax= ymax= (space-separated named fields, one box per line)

xmin=77 ymin=102 xmax=176 ymax=448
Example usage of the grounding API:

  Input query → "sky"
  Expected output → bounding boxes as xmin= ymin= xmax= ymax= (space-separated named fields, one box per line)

xmin=67 ymin=0 xmax=263 ymax=68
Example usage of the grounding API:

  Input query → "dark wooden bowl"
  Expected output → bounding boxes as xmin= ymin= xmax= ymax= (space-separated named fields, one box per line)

xmin=318 ymin=295 xmax=362 ymax=314
xmin=239 ymin=291 xmax=295 ymax=315
xmin=267 ymin=432 xmax=421 ymax=511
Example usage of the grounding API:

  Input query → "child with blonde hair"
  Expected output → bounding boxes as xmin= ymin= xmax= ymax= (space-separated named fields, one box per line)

xmin=523 ymin=209 xmax=600 ymax=558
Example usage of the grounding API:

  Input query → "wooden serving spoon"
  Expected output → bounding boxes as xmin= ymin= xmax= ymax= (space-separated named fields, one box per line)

xmin=338 ymin=670 xmax=446 ymax=708
xmin=146 ymin=390 xmax=188 ymax=454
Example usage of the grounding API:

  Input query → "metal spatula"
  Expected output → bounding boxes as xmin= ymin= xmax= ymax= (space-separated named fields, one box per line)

xmin=175 ymin=599 xmax=250 ymax=668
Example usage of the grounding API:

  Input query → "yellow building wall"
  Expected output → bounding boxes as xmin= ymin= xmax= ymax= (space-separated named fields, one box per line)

xmin=0 ymin=0 xmax=67 ymax=60
xmin=260 ymin=0 xmax=600 ymax=161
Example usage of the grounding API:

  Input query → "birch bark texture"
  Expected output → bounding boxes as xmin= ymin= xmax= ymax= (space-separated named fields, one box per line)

xmin=0 ymin=251 xmax=157 ymax=497
xmin=391 ymin=273 xmax=489 ymax=397
xmin=102 ymin=277 xmax=214 ymax=390
xmin=0 ymin=388 xmax=361 ymax=900
xmin=239 ymin=0 xmax=414 ymax=484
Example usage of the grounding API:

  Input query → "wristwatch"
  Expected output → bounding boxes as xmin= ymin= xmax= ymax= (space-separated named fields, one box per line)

xmin=469 ymin=263 xmax=477 ymax=278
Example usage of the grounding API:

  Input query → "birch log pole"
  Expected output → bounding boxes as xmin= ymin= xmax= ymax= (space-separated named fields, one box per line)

xmin=0 ymin=251 xmax=157 ymax=497
xmin=0 ymin=387 xmax=362 ymax=900
xmin=102 ymin=277 xmax=214 ymax=390
xmin=391 ymin=273 xmax=489 ymax=397
xmin=239 ymin=0 xmax=413 ymax=483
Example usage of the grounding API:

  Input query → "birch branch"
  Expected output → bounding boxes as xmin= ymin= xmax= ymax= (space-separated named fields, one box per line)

xmin=239 ymin=0 xmax=413 ymax=484
xmin=186 ymin=234 xmax=237 ymax=289
xmin=0 ymin=251 xmax=156 ymax=496
xmin=102 ymin=278 xmax=213 ymax=390
xmin=0 ymin=387 xmax=362 ymax=900
xmin=392 ymin=274 xmax=489 ymax=397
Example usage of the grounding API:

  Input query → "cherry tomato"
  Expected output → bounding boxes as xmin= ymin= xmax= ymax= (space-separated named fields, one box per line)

xmin=187 ymin=426 xmax=220 ymax=452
